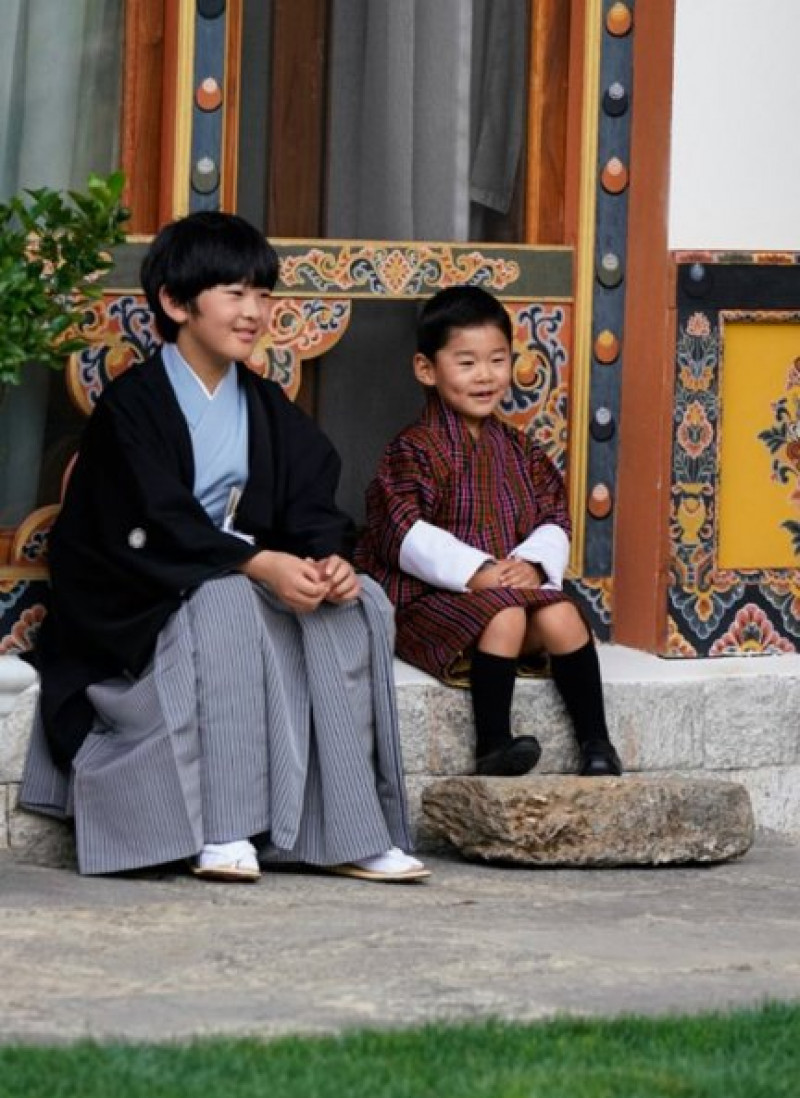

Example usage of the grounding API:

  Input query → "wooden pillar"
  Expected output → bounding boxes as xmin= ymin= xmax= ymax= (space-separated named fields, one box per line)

xmin=157 ymin=0 xmax=191 ymax=223
xmin=120 ymin=0 xmax=166 ymax=233
xmin=525 ymin=0 xmax=572 ymax=244
xmin=267 ymin=0 xmax=328 ymax=237
xmin=612 ymin=0 xmax=678 ymax=650
xmin=221 ymin=0 xmax=244 ymax=213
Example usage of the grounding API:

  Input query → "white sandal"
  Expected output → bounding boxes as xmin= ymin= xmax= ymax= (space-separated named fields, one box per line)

xmin=192 ymin=840 xmax=261 ymax=882
xmin=330 ymin=847 xmax=431 ymax=882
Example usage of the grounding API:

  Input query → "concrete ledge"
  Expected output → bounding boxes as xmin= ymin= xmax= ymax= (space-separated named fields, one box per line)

xmin=7 ymin=782 xmax=76 ymax=869
xmin=0 ymin=682 xmax=37 ymax=782
xmin=0 ymin=655 xmax=37 ymax=718
xmin=3 ymin=645 xmax=800 ymax=867
xmin=421 ymin=775 xmax=755 ymax=866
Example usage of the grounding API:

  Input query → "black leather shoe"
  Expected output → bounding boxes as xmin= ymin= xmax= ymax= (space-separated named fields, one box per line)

xmin=579 ymin=741 xmax=623 ymax=776
xmin=476 ymin=736 xmax=542 ymax=777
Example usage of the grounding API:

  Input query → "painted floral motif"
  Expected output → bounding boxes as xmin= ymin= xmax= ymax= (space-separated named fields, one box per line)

xmin=676 ymin=401 xmax=714 ymax=460
xmin=496 ymin=303 xmax=569 ymax=473
xmin=8 ymin=505 xmax=60 ymax=565
xmin=676 ymin=311 xmax=717 ymax=393
xmin=670 ymin=303 xmax=751 ymax=654
xmin=758 ymin=356 xmax=800 ymax=554
xmin=14 ymin=529 xmax=49 ymax=564
xmin=0 ymin=578 xmax=34 ymax=611
xmin=665 ymin=618 xmax=698 ymax=657
xmin=244 ymin=347 xmax=298 ymax=398
xmin=528 ymin=389 xmax=569 ymax=473
xmin=69 ymin=296 xmax=158 ymax=414
xmin=669 ymin=546 xmax=744 ymax=639
xmin=0 ymin=604 xmax=46 ymax=655
xmin=279 ymin=246 xmax=521 ymax=296
xmin=672 ymin=378 xmax=717 ymax=487
xmin=0 ymin=579 xmax=48 ymax=654
xmin=244 ymin=298 xmax=352 ymax=399
xmin=759 ymin=571 xmax=800 ymax=638
xmin=68 ymin=294 xmax=354 ymax=413
xmin=564 ymin=576 xmax=613 ymax=639
xmin=709 ymin=603 xmax=796 ymax=656
xmin=686 ymin=312 xmax=711 ymax=337
xmin=671 ymin=482 xmax=714 ymax=548
xmin=266 ymin=298 xmax=351 ymax=353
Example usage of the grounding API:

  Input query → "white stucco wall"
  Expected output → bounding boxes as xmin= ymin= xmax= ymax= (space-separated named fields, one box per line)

xmin=669 ymin=0 xmax=800 ymax=250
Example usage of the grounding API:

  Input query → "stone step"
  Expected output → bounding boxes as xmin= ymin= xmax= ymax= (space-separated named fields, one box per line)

xmin=422 ymin=775 xmax=755 ymax=866
xmin=395 ymin=647 xmax=800 ymax=841
xmin=2 ymin=645 xmax=800 ymax=864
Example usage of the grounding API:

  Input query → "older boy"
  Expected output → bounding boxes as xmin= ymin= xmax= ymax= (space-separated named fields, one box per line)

xmin=21 ymin=211 xmax=428 ymax=882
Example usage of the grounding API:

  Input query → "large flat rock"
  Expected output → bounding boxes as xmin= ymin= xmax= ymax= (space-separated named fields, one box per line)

xmin=422 ymin=775 xmax=755 ymax=866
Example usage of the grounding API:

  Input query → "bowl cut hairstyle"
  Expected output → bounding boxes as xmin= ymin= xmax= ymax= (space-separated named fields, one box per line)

xmin=416 ymin=285 xmax=513 ymax=361
xmin=141 ymin=211 xmax=280 ymax=342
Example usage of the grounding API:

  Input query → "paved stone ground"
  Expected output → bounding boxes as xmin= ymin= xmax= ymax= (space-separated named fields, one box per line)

xmin=1 ymin=835 xmax=799 ymax=1044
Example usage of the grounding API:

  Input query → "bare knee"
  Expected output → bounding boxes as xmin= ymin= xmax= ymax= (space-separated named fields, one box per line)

xmin=525 ymin=601 xmax=589 ymax=655
xmin=477 ymin=607 xmax=527 ymax=657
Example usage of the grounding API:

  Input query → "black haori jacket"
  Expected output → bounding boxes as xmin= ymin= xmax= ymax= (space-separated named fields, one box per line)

xmin=34 ymin=352 xmax=354 ymax=770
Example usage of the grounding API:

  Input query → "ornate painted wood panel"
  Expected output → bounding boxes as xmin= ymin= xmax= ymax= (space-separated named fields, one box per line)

xmin=669 ymin=255 xmax=800 ymax=656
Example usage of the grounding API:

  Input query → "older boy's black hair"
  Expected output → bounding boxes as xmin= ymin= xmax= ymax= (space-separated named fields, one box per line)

xmin=416 ymin=285 xmax=513 ymax=360
xmin=140 ymin=211 xmax=280 ymax=342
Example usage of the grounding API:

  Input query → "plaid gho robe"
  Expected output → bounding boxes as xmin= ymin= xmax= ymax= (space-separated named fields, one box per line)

xmin=356 ymin=393 xmax=571 ymax=684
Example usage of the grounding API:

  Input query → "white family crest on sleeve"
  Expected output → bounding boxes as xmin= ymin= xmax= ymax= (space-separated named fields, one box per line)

xmin=128 ymin=527 xmax=147 ymax=550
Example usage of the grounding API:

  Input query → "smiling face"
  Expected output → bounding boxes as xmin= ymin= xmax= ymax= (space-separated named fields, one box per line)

xmin=159 ymin=282 xmax=271 ymax=385
xmin=414 ymin=322 xmax=513 ymax=436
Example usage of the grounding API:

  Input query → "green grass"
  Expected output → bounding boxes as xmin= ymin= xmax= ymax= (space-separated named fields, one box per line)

xmin=1 ymin=1002 xmax=798 ymax=1098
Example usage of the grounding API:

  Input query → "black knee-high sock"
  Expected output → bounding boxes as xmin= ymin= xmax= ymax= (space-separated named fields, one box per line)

xmin=469 ymin=650 xmax=517 ymax=758
xmin=549 ymin=640 xmax=611 ymax=747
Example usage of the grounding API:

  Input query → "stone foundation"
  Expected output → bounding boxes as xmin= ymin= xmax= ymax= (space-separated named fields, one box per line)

xmin=2 ymin=646 xmax=800 ymax=866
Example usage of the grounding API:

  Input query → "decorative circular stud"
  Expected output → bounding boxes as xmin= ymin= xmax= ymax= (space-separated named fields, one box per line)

xmin=601 ymin=157 xmax=629 ymax=194
xmin=606 ymin=3 xmax=633 ymax=36
xmin=682 ymin=262 xmax=712 ymax=298
xmin=597 ymin=252 xmax=624 ymax=288
xmin=513 ymin=349 xmax=549 ymax=390
xmin=197 ymin=0 xmax=226 ymax=18
xmin=594 ymin=329 xmax=621 ymax=364
xmin=603 ymin=82 xmax=629 ymax=117
xmin=196 ymin=77 xmax=223 ymax=112
xmin=191 ymin=156 xmax=220 ymax=194
xmin=587 ymin=483 xmax=613 ymax=519
xmin=590 ymin=407 xmax=616 ymax=442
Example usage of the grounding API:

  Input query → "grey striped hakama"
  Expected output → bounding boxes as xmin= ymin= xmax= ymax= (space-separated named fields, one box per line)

xmin=20 ymin=574 xmax=411 ymax=876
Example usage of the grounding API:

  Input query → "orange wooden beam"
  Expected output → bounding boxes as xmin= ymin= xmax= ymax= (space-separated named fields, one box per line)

xmin=613 ymin=0 xmax=678 ymax=651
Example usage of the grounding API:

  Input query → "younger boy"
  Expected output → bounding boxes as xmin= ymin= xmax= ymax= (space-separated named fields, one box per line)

xmin=356 ymin=285 xmax=622 ymax=778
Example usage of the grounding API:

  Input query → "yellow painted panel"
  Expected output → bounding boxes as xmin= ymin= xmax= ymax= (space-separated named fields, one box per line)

xmin=718 ymin=320 xmax=800 ymax=569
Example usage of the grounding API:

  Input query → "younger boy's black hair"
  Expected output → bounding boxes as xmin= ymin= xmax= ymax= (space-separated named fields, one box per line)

xmin=140 ymin=211 xmax=280 ymax=342
xmin=416 ymin=285 xmax=513 ymax=360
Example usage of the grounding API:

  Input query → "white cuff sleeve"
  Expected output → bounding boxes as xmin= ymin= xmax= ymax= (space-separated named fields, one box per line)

xmin=510 ymin=523 xmax=570 ymax=589
xmin=398 ymin=520 xmax=494 ymax=592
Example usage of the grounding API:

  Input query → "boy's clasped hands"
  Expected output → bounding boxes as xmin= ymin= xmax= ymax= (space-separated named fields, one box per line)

xmin=242 ymin=550 xmax=360 ymax=611
xmin=467 ymin=558 xmax=544 ymax=592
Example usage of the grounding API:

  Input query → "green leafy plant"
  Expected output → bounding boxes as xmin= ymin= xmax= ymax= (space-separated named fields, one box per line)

xmin=0 ymin=170 xmax=130 ymax=386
